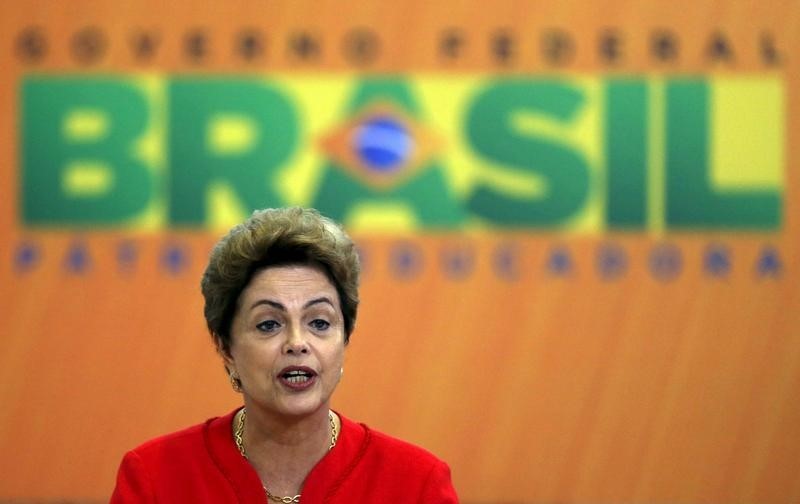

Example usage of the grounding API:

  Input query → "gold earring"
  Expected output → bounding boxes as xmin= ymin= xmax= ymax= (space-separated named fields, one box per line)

xmin=230 ymin=372 xmax=242 ymax=392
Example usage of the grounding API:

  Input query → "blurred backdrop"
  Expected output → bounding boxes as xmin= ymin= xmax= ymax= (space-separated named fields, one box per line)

xmin=1 ymin=0 xmax=798 ymax=502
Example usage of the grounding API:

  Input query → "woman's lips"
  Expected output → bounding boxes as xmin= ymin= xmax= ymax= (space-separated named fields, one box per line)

xmin=277 ymin=366 xmax=317 ymax=391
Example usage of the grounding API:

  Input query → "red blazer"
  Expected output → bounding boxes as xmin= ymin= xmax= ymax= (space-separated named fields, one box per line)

xmin=111 ymin=409 xmax=459 ymax=503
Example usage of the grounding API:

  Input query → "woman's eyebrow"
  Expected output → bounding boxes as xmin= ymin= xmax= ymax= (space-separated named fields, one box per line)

xmin=304 ymin=297 xmax=335 ymax=309
xmin=250 ymin=299 xmax=285 ymax=311
xmin=249 ymin=297 xmax=334 ymax=311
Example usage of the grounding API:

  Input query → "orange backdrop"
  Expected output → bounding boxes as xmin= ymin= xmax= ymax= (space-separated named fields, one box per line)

xmin=1 ymin=1 xmax=799 ymax=503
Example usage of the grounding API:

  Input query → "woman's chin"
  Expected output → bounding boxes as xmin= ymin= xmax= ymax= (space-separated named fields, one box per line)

xmin=247 ymin=383 xmax=332 ymax=417
xmin=275 ymin=395 xmax=327 ymax=417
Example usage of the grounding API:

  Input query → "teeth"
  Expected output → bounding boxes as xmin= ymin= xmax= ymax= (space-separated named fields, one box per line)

xmin=285 ymin=375 xmax=310 ymax=384
xmin=284 ymin=370 xmax=311 ymax=377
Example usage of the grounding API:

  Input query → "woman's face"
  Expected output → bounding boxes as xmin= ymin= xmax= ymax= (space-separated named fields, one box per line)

xmin=224 ymin=264 xmax=346 ymax=418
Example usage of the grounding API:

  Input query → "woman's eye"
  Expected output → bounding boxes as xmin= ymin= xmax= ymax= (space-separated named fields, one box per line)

xmin=310 ymin=319 xmax=330 ymax=331
xmin=256 ymin=320 xmax=281 ymax=332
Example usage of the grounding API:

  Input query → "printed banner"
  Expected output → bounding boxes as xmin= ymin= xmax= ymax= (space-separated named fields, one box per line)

xmin=18 ymin=76 xmax=785 ymax=231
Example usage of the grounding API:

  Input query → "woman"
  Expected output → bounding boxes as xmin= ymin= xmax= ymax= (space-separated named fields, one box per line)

xmin=111 ymin=207 xmax=458 ymax=503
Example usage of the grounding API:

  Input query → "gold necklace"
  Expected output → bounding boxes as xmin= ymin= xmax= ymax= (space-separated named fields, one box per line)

xmin=234 ymin=408 xmax=338 ymax=503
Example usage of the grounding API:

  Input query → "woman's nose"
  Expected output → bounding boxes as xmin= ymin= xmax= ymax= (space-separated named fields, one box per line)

xmin=283 ymin=327 xmax=309 ymax=354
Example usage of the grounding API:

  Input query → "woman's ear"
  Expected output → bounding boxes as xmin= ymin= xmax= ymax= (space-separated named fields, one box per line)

xmin=214 ymin=333 xmax=235 ymax=368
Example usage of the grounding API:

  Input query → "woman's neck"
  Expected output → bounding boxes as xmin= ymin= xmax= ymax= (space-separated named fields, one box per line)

xmin=237 ymin=404 xmax=334 ymax=496
xmin=244 ymin=404 xmax=331 ymax=450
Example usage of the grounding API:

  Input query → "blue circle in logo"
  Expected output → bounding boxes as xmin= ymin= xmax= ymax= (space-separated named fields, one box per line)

xmin=353 ymin=116 xmax=414 ymax=172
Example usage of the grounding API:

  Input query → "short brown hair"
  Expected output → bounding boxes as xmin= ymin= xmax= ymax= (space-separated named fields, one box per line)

xmin=201 ymin=207 xmax=360 ymax=353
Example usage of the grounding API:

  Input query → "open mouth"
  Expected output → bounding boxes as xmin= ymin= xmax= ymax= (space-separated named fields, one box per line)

xmin=278 ymin=366 xmax=317 ymax=388
xmin=283 ymin=370 xmax=313 ymax=383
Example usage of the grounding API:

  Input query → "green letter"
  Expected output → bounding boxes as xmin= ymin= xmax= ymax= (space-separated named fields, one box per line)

xmin=465 ymin=80 xmax=590 ymax=227
xmin=169 ymin=79 xmax=296 ymax=226
xmin=606 ymin=80 xmax=648 ymax=229
xmin=313 ymin=79 xmax=465 ymax=228
xmin=666 ymin=80 xmax=780 ymax=228
xmin=22 ymin=77 xmax=152 ymax=226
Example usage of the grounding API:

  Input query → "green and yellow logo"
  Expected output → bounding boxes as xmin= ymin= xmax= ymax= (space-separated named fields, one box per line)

xmin=20 ymin=75 xmax=783 ymax=231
